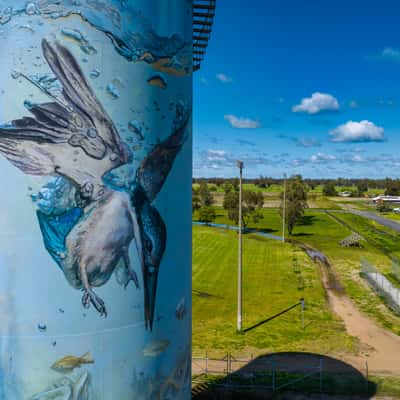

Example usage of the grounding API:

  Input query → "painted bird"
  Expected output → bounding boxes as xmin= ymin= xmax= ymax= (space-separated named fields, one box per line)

xmin=0 ymin=39 xmax=190 ymax=330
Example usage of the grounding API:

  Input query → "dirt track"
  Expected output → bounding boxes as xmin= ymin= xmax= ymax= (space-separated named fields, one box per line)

xmin=319 ymin=259 xmax=400 ymax=375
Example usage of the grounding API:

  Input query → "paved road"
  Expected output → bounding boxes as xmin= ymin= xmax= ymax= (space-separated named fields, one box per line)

xmin=348 ymin=210 xmax=400 ymax=233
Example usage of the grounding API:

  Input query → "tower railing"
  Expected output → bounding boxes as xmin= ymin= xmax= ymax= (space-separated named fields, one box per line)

xmin=193 ymin=0 xmax=216 ymax=71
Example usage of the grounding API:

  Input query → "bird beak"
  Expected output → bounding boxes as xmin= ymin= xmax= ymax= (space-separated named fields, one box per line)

xmin=143 ymin=264 xmax=159 ymax=331
xmin=131 ymin=206 xmax=164 ymax=331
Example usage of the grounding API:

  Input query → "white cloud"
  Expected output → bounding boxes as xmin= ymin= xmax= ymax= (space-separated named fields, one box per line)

xmin=216 ymin=73 xmax=232 ymax=83
xmin=330 ymin=120 xmax=385 ymax=143
xmin=310 ymin=152 xmax=337 ymax=163
xmin=292 ymin=92 xmax=340 ymax=115
xmin=350 ymin=154 xmax=366 ymax=163
xmin=207 ymin=149 xmax=228 ymax=160
xmin=224 ymin=114 xmax=261 ymax=129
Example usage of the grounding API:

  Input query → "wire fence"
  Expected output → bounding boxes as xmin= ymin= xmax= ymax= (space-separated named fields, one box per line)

xmin=361 ymin=258 xmax=400 ymax=313
xmin=192 ymin=353 xmax=372 ymax=397
xmin=193 ymin=353 xmax=324 ymax=392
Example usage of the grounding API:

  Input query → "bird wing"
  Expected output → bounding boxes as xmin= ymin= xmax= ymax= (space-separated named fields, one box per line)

xmin=0 ymin=39 xmax=129 ymax=187
xmin=136 ymin=106 xmax=191 ymax=202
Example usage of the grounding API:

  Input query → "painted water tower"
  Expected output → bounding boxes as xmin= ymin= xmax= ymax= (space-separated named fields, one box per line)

xmin=0 ymin=1 xmax=215 ymax=398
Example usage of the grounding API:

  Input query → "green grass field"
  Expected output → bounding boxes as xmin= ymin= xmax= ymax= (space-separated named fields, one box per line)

xmin=192 ymin=225 xmax=355 ymax=357
xmin=193 ymin=207 xmax=400 ymax=341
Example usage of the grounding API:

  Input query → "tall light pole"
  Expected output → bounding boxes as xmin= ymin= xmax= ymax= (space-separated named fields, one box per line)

xmin=282 ymin=173 xmax=287 ymax=243
xmin=237 ymin=160 xmax=244 ymax=332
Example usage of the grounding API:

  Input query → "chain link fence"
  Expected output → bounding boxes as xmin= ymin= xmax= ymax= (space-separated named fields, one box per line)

xmin=361 ymin=258 xmax=400 ymax=313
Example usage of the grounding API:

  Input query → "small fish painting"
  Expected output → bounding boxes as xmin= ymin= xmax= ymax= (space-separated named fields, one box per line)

xmin=147 ymin=74 xmax=167 ymax=89
xmin=143 ymin=340 xmax=170 ymax=357
xmin=51 ymin=352 xmax=94 ymax=373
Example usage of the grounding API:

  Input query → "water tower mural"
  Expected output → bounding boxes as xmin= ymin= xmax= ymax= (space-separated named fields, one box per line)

xmin=0 ymin=1 xmax=215 ymax=398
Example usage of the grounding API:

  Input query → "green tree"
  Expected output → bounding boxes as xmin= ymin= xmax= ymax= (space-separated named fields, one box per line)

xmin=223 ymin=190 xmax=264 ymax=227
xmin=192 ymin=187 xmax=201 ymax=212
xmin=223 ymin=182 xmax=233 ymax=194
xmin=280 ymin=175 xmax=308 ymax=235
xmin=199 ymin=181 xmax=214 ymax=206
xmin=356 ymin=179 xmax=368 ymax=195
xmin=385 ymin=179 xmax=400 ymax=196
xmin=322 ymin=182 xmax=337 ymax=196
xmin=198 ymin=206 xmax=216 ymax=224
xmin=232 ymin=178 xmax=239 ymax=192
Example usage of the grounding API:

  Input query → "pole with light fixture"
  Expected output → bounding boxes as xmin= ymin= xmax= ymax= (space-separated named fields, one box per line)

xmin=237 ymin=160 xmax=244 ymax=332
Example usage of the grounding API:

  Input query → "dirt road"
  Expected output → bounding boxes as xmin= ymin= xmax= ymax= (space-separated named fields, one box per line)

xmin=319 ymin=259 xmax=400 ymax=375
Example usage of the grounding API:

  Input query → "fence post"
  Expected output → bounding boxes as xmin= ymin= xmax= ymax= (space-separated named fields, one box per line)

xmin=205 ymin=351 xmax=208 ymax=375
xmin=319 ymin=357 xmax=323 ymax=393
xmin=226 ymin=353 xmax=229 ymax=375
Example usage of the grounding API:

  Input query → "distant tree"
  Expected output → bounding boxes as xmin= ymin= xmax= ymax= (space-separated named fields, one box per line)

xmin=356 ymin=180 xmax=368 ymax=196
xmin=232 ymin=178 xmax=239 ymax=192
xmin=385 ymin=179 xmax=400 ymax=196
xmin=192 ymin=187 xmax=201 ymax=212
xmin=280 ymin=175 xmax=308 ymax=235
xmin=223 ymin=190 xmax=264 ymax=227
xmin=223 ymin=191 xmax=239 ymax=223
xmin=322 ymin=182 xmax=337 ymax=197
xmin=223 ymin=183 xmax=233 ymax=194
xmin=209 ymin=185 xmax=217 ymax=192
xmin=199 ymin=181 xmax=214 ymax=206
xmin=198 ymin=206 xmax=216 ymax=224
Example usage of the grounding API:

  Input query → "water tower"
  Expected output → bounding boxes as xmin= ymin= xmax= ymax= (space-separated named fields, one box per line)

xmin=0 ymin=1 xmax=215 ymax=398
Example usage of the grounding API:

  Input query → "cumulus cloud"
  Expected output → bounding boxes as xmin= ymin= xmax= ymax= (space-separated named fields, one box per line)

xmin=224 ymin=114 xmax=261 ymax=129
xmin=330 ymin=120 xmax=385 ymax=143
xmin=292 ymin=92 xmax=340 ymax=115
xmin=216 ymin=73 xmax=232 ymax=83
xmin=310 ymin=152 xmax=337 ymax=163
xmin=195 ymin=148 xmax=274 ymax=172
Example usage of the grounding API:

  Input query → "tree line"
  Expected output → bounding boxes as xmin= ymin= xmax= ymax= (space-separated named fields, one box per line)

xmin=193 ymin=175 xmax=309 ymax=236
xmin=193 ymin=176 xmax=400 ymax=192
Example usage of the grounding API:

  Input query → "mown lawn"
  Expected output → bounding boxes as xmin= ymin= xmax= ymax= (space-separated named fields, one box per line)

xmin=194 ymin=207 xmax=400 ymax=335
xmin=192 ymin=225 xmax=355 ymax=358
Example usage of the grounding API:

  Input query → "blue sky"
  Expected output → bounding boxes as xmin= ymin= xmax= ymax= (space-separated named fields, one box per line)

xmin=193 ymin=0 xmax=400 ymax=178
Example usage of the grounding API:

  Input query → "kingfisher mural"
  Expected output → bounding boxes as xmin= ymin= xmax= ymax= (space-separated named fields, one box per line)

xmin=0 ymin=39 xmax=190 ymax=330
xmin=0 ymin=0 xmax=200 ymax=398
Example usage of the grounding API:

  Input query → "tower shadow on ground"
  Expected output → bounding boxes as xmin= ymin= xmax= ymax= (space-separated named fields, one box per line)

xmin=192 ymin=352 xmax=377 ymax=399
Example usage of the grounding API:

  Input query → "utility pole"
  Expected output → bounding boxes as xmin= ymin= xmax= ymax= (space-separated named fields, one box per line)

xmin=237 ymin=160 xmax=244 ymax=332
xmin=282 ymin=173 xmax=287 ymax=243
